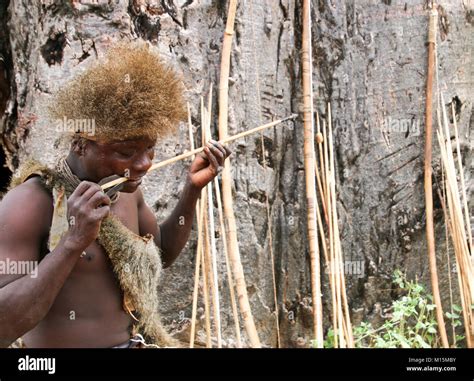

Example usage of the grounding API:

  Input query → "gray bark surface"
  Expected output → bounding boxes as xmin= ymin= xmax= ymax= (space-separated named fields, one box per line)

xmin=0 ymin=0 xmax=472 ymax=347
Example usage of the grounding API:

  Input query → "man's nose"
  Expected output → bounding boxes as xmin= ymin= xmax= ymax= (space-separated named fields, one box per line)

xmin=133 ymin=153 xmax=152 ymax=174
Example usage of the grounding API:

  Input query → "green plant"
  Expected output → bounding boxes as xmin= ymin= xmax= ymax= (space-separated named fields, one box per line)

xmin=445 ymin=304 xmax=465 ymax=345
xmin=352 ymin=270 xmax=439 ymax=348
xmin=322 ymin=328 xmax=335 ymax=348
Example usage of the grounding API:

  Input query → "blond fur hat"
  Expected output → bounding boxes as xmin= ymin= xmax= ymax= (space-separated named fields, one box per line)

xmin=49 ymin=42 xmax=186 ymax=142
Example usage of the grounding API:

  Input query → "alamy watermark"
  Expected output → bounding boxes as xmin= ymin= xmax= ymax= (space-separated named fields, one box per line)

xmin=381 ymin=116 xmax=420 ymax=136
xmin=325 ymin=260 xmax=365 ymax=278
xmin=18 ymin=355 xmax=55 ymax=375
xmin=0 ymin=259 xmax=38 ymax=278
xmin=55 ymin=116 xmax=96 ymax=137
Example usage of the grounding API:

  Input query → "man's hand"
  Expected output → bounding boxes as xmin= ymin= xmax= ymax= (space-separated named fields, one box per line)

xmin=187 ymin=140 xmax=232 ymax=189
xmin=64 ymin=181 xmax=111 ymax=252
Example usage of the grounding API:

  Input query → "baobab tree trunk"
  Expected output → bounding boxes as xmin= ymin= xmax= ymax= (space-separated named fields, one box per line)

xmin=0 ymin=0 xmax=472 ymax=347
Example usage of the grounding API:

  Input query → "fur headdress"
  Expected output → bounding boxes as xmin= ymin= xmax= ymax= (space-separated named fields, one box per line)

xmin=49 ymin=42 xmax=186 ymax=142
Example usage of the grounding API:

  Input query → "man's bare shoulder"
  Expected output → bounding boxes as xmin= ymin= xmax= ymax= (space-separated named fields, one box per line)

xmin=0 ymin=176 xmax=54 ymax=239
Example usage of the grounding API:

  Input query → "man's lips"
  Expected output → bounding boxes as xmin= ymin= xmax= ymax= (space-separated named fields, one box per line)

xmin=127 ymin=177 xmax=143 ymax=184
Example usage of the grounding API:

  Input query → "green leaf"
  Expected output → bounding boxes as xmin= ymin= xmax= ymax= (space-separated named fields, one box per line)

xmin=446 ymin=311 xmax=460 ymax=319
xmin=392 ymin=333 xmax=410 ymax=348
xmin=415 ymin=321 xmax=426 ymax=330
xmin=415 ymin=335 xmax=431 ymax=348
xmin=375 ymin=337 xmax=387 ymax=348
xmin=452 ymin=304 xmax=462 ymax=313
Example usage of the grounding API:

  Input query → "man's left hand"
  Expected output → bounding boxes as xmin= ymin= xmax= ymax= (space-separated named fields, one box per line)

xmin=187 ymin=139 xmax=232 ymax=190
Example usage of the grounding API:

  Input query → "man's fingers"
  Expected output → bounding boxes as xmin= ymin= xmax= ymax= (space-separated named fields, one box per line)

xmin=71 ymin=181 xmax=94 ymax=199
xmin=81 ymin=185 xmax=105 ymax=202
xmin=207 ymin=143 xmax=224 ymax=165
xmin=92 ymin=204 xmax=110 ymax=220
xmin=88 ymin=190 xmax=111 ymax=209
xmin=204 ymin=147 xmax=220 ymax=174
xmin=210 ymin=139 xmax=232 ymax=158
xmin=197 ymin=150 xmax=209 ymax=162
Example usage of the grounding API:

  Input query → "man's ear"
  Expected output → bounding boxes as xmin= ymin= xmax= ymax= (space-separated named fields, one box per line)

xmin=71 ymin=136 xmax=88 ymax=156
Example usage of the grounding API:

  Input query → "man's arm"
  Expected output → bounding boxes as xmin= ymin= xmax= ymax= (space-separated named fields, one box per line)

xmin=0 ymin=178 xmax=110 ymax=347
xmin=138 ymin=140 xmax=231 ymax=268
xmin=0 ymin=179 xmax=81 ymax=347
xmin=137 ymin=180 xmax=200 ymax=268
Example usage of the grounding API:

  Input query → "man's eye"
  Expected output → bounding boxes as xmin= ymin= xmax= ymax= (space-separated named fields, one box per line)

xmin=117 ymin=150 xmax=135 ymax=158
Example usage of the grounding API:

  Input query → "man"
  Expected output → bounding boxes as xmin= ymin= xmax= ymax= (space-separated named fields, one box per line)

xmin=0 ymin=43 xmax=230 ymax=348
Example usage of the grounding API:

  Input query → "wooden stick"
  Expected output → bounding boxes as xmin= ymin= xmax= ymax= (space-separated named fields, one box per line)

xmin=213 ymin=172 xmax=242 ymax=347
xmin=440 ymin=100 xmax=472 ymax=272
xmin=197 ymin=98 xmax=213 ymax=348
xmin=423 ymin=7 xmax=449 ymax=348
xmin=323 ymin=120 xmax=331 ymax=226
xmin=188 ymin=103 xmax=204 ymax=348
xmin=201 ymin=201 xmax=212 ymax=348
xmin=201 ymin=96 xmax=218 ymax=348
xmin=437 ymin=98 xmax=474 ymax=346
xmin=451 ymin=104 xmax=472 ymax=254
xmin=265 ymin=174 xmax=281 ymax=348
xmin=203 ymin=89 xmax=223 ymax=348
xmin=101 ymin=115 xmax=296 ymax=191
xmin=441 ymin=105 xmax=473 ymax=297
xmin=315 ymin=113 xmax=329 ymax=225
xmin=327 ymin=105 xmax=345 ymax=347
xmin=302 ymin=0 xmax=323 ymax=347
xmin=328 ymin=104 xmax=354 ymax=347
xmin=189 ymin=195 xmax=204 ymax=348
xmin=438 ymin=161 xmax=459 ymax=347
xmin=323 ymin=117 xmax=338 ymax=348
xmin=193 ymin=94 xmax=242 ymax=348
xmin=438 ymin=130 xmax=473 ymax=347
xmin=218 ymin=0 xmax=261 ymax=348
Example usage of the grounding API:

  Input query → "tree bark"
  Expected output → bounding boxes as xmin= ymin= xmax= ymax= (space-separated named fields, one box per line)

xmin=0 ymin=0 xmax=472 ymax=347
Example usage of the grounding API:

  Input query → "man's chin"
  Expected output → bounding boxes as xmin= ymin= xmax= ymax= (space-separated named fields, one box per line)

xmin=120 ymin=179 xmax=142 ymax=193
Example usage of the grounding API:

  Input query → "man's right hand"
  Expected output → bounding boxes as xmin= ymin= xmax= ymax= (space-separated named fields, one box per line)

xmin=64 ymin=181 xmax=111 ymax=253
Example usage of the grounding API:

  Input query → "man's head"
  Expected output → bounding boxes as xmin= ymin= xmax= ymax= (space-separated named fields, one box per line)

xmin=50 ymin=42 xmax=186 ymax=191
xmin=69 ymin=135 xmax=156 ymax=193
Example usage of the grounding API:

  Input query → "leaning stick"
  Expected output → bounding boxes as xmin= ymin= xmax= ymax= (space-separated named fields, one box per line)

xmin=205 ymin=90 xmax=243 ymax=347
xmin=218 ymin=0 xmax=261 ymax=348
xmin=189 ymin=207 xmax=203 ymax=347
xmin=213 ymin=168 xmax=242 ymax=347
xmin=451 ymin=104 xmax=472 ymax=253
xmin=437 ymin=128 xmax=474 ymax=347
xmin=203 ymin=90 xmax=223 ymax=348
xmin=438 ymin=97 xmax=474 ymax=346
xmin=423 ymin=7 xmax=449 ymax=348
xmin=323 ymin=117 xmax=338 ymax=348
xmin=315 ymin=113 xmax=329 ymax=225
xmin=438 ymin=165 xmax=456 ymax=346
xmin=302 ymin=0 xmax=323 ymax=348
xmin=201 ymin=96 xmax=219 ymax=348
xmin=100 ymin=116 xmax=296 ymax=192
xmin=188 ymin=103 xmax=204 ymax=348
xmin=198 ymin=99 xmax=213 ymax=348
xmin=201 ymin=201 xmax=213 ymax=348
xmin=327 ymin=106 xmax=344 ymax=347
xmin=328 ymin=103 xmax=354 ymax=347
xmin=264 ymin=155 xmax=281 ymax=348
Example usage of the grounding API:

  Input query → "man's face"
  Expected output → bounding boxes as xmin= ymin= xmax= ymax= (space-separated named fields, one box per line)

xmin=81 ymin=137 xmax=156 ymax=193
